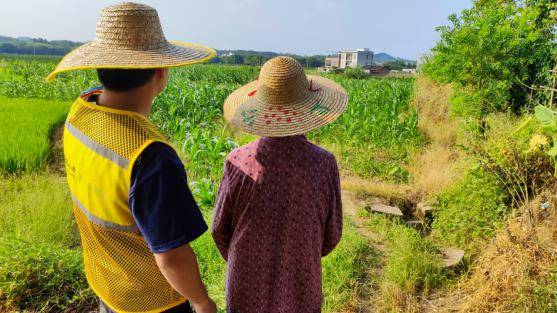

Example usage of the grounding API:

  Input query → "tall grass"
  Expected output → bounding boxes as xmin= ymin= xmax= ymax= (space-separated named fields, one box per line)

xmin=0 ymin=96 xmax=69 ymax=174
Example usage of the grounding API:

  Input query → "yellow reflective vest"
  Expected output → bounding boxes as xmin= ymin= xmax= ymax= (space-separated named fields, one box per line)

xmin=64 ymin=95 xmax=185 ymax=313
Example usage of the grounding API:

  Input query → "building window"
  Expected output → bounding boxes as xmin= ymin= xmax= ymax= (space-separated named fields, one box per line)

xmin=346 ymin=53 xmax=352 ymax=61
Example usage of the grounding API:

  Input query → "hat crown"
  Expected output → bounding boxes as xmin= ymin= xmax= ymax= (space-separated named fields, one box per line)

xmin=257 ymin=56 xmax=310 ymax=106
xmin=94 ymin=2 xmax=168 ymax=50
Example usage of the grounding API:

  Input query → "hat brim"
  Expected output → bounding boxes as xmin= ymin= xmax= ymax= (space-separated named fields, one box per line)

xmin=224 ymin=75 xmax=348 ymax=137
xmin=46 ymin=40 xmax=216 ymax=81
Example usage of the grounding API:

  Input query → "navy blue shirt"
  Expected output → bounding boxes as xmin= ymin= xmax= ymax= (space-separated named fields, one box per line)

xmin=130 ymin=142 xmax=208 ymax=253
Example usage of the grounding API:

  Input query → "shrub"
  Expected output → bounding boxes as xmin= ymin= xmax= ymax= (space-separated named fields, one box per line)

xmin=422 ymin=0 xmax=556 ymax=115
xmin=432 ymin=168 xmax=509 ymax=248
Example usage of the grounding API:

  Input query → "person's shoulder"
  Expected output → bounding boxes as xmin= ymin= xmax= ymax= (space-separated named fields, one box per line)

xmin=137 ymin=141 xmax=182 ymax=169
xmin=305 ymin=140 xmax=336 ymax=163
xmin=226 ymin=140 xmax=260 ymax=162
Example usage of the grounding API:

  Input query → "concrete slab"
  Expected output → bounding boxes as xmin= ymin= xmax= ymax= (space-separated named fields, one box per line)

xmin=368 ymin=203 xmax=404 ymax=217
xmin=440 ymin=248 xmax=465 ymax=268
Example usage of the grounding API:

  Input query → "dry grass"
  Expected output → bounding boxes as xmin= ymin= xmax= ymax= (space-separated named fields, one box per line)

xmin=408 ymin=144 xmax=469 ymax=201
xmin=411 ymin=77 xmax=456 ymax=147
xmin=455 ymin=190 xmax=557 ymax=313
xmin=425 ymin=189 xmax=557 ymax=313
xmin=407 ymin=77 xmax=470 ymax=201
xmin=341 ymin=175 xmax=412 ymax=203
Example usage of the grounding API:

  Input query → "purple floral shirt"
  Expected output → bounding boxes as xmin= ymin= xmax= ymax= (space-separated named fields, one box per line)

xmin=212 ymin=135 xmax=343 ymax=313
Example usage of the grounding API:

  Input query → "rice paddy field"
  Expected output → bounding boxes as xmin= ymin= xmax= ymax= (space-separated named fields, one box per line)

xmin=0 ymin=54 xmax=420 ymax=312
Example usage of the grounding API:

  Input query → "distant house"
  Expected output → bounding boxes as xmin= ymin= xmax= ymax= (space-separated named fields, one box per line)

xmin=402 ymin=68 xmax=417 ymax=74
xmin=324 ymin=54 xmax=340 ymax=68
xmin=364 ymin=65 xmax=390 ymax=76
xmin=319 ymin=48 xmax=374 ymax=72
xmin=339 ymin=48 xmax=374 ymax=68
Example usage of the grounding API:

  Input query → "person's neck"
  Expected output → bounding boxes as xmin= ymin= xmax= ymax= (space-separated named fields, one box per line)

xmin=97 ymin=87 xmax=155 ymax=117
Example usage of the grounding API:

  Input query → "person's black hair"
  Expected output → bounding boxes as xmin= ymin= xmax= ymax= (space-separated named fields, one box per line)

xmin=97 ymin=68 xmax=157 ymax=92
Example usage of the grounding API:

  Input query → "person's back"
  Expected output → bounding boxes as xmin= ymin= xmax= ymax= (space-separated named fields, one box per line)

xmin=49 ymin=3 xmax=218 ymax=312
xmin=213 ymin=135 xmax=342 ymax=311
xmin=212 ymin=56 xmax=349 ymax=313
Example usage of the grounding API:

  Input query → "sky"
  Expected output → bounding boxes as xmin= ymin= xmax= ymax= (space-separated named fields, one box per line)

xmin=0 ymin=0 xmax=472 ymax=60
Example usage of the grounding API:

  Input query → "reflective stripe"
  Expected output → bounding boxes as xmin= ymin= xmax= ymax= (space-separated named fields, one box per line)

xmin=65 ymin=120 xmax=130 ymax=169
xmin=71 ymin=193 xmax=138 ymax=232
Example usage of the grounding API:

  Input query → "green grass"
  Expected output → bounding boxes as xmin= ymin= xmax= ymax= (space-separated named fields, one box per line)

xmin=322 ymin=221 xmax=376 ymax=312
xmin=359 ymin=210 xmax=445 ymax=309
xmin=431 ymin=167 xmax=509 ymax=251
xmin=0 ymin=174 xmax=93 ymax=311
xmin=0 ymin=96 xmax=69 ymax=174
xmin=0 ymin=174 xmax=78 ymax=247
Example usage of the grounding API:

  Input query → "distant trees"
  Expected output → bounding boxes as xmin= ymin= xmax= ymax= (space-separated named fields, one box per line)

xmin=422 ymin=0 xmax=556 ymax=115
xmin=212 ymin=51 xmax=325 ymax=68
xmin=384 ymin=60 xmax=416 ymax=71
xmin=0 ymin=36 xmax=78 ymax=55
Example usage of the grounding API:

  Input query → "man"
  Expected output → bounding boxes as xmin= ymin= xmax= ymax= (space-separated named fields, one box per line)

xmin=212 ymin=56 xmax=348 ymax=312
xmin=47 ymin=3 xmax=217 ymax=313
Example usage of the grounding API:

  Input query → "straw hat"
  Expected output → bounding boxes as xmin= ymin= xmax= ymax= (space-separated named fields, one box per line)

xmin=224 ymin=56 xmax=348 ymax=137
xmin=46 ymin=2 xmax=216 ymax=81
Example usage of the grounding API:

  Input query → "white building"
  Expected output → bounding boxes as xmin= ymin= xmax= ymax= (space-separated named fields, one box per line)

xmin=339 ymin=48 xmax=374 ymax=68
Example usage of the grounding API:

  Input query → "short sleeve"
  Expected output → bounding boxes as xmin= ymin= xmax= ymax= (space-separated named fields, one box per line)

xmin=129 ymin=142 xmax=208 ymax=254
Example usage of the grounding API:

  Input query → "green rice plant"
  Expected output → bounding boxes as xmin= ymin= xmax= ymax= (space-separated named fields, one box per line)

xmin=0 ymin=96 xmax=70 ymax=174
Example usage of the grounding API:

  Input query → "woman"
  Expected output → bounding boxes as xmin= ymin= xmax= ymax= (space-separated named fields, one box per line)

xmin=212 ymin=56 xmax=349 ymax=313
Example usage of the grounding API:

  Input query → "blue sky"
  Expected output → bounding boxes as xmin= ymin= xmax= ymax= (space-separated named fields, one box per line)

xmin=1 ymin=0 xmax=471 ymax=60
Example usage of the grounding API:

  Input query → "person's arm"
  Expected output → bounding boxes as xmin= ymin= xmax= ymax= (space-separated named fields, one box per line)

xmin=322 ymin=156 xmax=343 ymax=257
xmin=129 ymin=143 xmax=215 ymax=312
xmin=154 ymin=245 xmax=216 ymax=313
xmin=212 ymin=160 xmax=234 ymax=260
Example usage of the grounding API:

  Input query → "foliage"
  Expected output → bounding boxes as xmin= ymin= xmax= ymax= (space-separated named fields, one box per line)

xmin=0 ymin=96 xmax=69 ymax=174
xmin=384 ymin=60 xmax=416 ymax=71
xmin=322 ymin=221 xmax=376 ymax=312
xmin=0 ymin=237 xmax=95 ymax=312
xmin=432 ymin=168 xmax=509 ymax=249
xmin=342 ymin=67 xmax=368 ymax=79
xmin=0 ymin=35 xmax=80 ymax=56
xmin=422 ymin=0 xmax=556 ymax=115
xmin=361 ymin=212 xmax=445 ymax=309
xmin=212 ymin=50 xmax=325 ymax=68
xmin=527 ymin=105 xmax=557 ymax=175
xmin=311 ymin=77 xmax=422 ymax=181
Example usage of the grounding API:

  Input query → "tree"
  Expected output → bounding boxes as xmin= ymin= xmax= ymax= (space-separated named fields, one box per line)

xmin=422 ymin=0 xmax=556 ymax=115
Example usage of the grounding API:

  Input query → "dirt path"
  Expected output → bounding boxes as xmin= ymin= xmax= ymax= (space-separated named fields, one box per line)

xmin=47 ymin=123 xmax=65 ymax=175
xmin=342 ymin=190 xmax=384 ymax=249
xmin=341 ymin=188 xmax=388 ymax=313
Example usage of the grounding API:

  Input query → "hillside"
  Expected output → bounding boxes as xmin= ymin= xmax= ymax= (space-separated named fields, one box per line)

xmin=0 ymin=36 xmax=81 ymax=55
xmin=0 ymin=35 xmax=415 ymax=67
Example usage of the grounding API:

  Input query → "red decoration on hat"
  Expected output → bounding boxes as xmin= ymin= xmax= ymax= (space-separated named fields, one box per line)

xmin=286 ymin=117 xmax=292 ymax=123
xmin=248 ymin=90 xmax=257 ymax=97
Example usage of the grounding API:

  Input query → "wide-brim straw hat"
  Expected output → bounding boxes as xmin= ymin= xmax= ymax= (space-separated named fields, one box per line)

xmin=46 ymin=2 xmax=216 ymax=81
xmin=224 ymin=56 xmax=349 ymax=137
